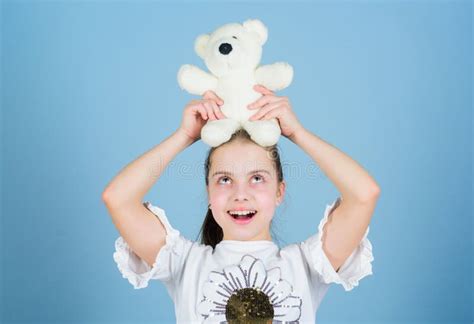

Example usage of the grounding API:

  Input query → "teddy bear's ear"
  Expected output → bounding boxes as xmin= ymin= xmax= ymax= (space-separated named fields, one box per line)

xmin=243 ymin=19 xmax=268 ymax=45
xmin=194 ymin=34 xmax=210 ymax=59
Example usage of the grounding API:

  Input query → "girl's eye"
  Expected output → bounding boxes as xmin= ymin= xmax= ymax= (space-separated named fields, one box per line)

xmin=218 ymin=176 xmax=231 ymax=184
xmin=217 ymin=175 xmax=264 ymax=184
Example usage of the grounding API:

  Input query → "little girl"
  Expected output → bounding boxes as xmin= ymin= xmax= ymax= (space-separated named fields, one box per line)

xmin=103 ymin=85 xmax=380 ymax=323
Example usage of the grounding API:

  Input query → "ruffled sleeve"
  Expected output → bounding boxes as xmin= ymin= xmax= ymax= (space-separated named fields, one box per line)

xmin=113 ymin=201 xmax=193 ymax=289
xmin=300 ymin=197 xmax=374 ymax=292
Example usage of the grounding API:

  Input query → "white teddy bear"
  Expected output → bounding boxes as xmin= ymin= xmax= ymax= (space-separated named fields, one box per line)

xmin=177 ymin=19 xmax=294 ymax=147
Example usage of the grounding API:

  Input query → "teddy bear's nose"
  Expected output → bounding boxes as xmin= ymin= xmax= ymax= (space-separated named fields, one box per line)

xmin=219 ymin=43 xmax=233 ymax=55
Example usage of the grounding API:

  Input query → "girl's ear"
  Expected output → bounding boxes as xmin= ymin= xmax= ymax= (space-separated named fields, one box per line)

xmin=276 ymin=180 xmax=286 ymax=205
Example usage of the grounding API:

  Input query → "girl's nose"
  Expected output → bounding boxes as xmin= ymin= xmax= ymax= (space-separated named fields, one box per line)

xmin=232 ymin=184 xmax=249 ymax=201
xmin=234 ymin=195 xmax=249 ymax=202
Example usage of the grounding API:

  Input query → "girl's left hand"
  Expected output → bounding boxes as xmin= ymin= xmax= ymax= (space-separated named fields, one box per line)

xmin=247 ymin=84 xmax=305 ymax=140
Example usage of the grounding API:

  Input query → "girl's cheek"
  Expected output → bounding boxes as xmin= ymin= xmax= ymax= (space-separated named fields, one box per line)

xmin=253 ymin=185 xmax=269 ymax=192
xmin=211 ymin=186 xmax=229 ymax=197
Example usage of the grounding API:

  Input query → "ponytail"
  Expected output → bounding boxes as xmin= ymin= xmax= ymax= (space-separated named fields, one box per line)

xmin=198 ymin=206 xmax=223 ymax=249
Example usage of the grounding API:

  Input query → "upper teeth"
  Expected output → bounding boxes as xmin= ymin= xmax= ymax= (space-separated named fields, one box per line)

xmin=229 ymin=210 xmax=256 ymax=216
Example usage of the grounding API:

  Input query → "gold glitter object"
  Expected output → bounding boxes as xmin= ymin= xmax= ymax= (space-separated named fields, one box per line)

xmin=225 ymin=287 xmax=274 ymax=324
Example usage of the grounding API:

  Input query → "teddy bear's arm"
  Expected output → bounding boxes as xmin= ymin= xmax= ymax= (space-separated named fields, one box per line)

xmin=255 ymin=62 xmax=294 ymax=92
xmin=177 ymin=64 xmax=218 ymax=96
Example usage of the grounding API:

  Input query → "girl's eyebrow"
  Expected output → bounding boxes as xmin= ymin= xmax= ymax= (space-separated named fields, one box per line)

xmin=211 ymin=169 xmax=271 ymax=178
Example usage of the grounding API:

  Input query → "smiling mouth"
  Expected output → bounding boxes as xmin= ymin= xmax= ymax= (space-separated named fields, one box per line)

xmin=227 ymin=211 xmax=257 ymax=220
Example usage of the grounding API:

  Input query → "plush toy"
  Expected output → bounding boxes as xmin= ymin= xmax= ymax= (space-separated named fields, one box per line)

xmin=177 ymin=19 xmax=294 ymax=147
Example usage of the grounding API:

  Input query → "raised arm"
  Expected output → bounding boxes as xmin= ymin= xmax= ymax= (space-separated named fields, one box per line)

xmin=102 ymin=130 xmax=195 ymax=206
xmin=288 ymin=128 xmax=380 ymax=272
xmin=102 ymin=91 xmax=225 ymax=267
xmin=102 ymin=130 xmax=195 ymax=267
xmin=247 ymin=84 xmax=380 ymax=273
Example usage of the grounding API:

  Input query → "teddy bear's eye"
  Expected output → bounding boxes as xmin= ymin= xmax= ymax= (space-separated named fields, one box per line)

xmin=232 ymin=36 xmax=238 ymax=39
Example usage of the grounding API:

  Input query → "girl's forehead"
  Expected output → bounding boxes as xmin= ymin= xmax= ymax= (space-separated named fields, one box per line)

xmin=213 ymin=141 xmax=269 ymax=160
xmin=211 ymin=149 xmax=273 ymax=169
xmin=211 ymin=160 xmax=272 ymax=174
xmin=211 ymin=160 xmax=274 ymax=176
xmin=209 ymin=141 xmax=276 ymax=175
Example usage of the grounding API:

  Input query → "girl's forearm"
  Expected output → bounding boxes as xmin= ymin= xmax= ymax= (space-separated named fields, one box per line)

xmin=102 ymin=129 xmax=195 ymax=206
xmin=289 ymin=128 xmax=380 ymax=203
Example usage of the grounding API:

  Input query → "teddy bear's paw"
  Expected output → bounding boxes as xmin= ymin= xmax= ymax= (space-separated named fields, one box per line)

xmin=255 ymin=62 xmax=294 ymax=92
xmin=251 ymin=132 xmax=281 ymax=147
xmin=177 ymin=64 xmax=218 ymax=95
xmin=201 ymin=119 xmax=241 ymax=147
xmin=275 ymin=62 xmax=294 ymax=89
xmin=177 ymin=64 xmax=196 ymax=89
xmin=242 ymin=120 xmax=281 ymax=147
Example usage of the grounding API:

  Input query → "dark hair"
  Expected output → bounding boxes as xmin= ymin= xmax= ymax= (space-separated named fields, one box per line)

xmin=196 ymin=129 xmax=284 ymax=249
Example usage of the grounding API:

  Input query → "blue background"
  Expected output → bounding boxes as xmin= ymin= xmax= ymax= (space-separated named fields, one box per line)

xmin=1 ymin=0 xmax=472 ymax=323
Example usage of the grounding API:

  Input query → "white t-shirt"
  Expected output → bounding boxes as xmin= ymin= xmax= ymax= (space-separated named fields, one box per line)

xmin=113 ymin=198 xmax=374 ymax=323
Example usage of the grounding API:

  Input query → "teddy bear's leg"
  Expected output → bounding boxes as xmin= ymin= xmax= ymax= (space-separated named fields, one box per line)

xmin=241 ymin=119 xmax=281 ymax=147
xmin=201 ymin=119 xmax=242 ymax=147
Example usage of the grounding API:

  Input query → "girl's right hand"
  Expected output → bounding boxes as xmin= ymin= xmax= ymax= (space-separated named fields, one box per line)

xmin=178 ymin=90 xmax=226 ymax=142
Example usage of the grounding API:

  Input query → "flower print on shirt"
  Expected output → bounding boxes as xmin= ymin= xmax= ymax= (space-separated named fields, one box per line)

xmin=197 ymin=254 xmax=302 ymax=323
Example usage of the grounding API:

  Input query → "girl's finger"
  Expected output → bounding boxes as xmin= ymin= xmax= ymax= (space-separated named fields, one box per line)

xmin=207 ymin=100 xmax=221 ymax=119
xmin=249 ymin=101 xmax=284 ymax=121
xmin=203 ymin=101 xmax=218 ymax=120
xmin=260 ymin=108 xmax=281 ymax=120
xmin=195 ymin=105 xmax=208 ymax=120
xmin=190 ymin=104 xmax=208 ymax=120
xmin=211 ymin=101 xmax=225 ymax=119
xmin=248 ymin=95 xmax=283 ymax=110
xmin=202 ymin=90 xmax=215 ymax=99
xmin=249 ymin=93 xmax=287 ymax=109
xmin=253 ymin=84 xmax=275 ymax=96
xmin=203 ymin=90 xmax=224 ymax=105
